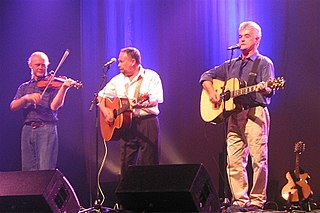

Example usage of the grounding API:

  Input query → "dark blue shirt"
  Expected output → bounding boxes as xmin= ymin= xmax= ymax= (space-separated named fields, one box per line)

xmin=13 ymin=79 xmax=59 ymax=124
xmin=199 ymin=52 xmax=275 ymax=106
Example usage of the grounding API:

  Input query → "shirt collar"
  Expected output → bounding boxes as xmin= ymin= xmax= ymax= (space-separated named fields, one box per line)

xmin=137 ymin=65 xmax=145 ymax=77
xmin=122 ymin=65 xmax=145 ymax=83
xmin=133 ymin=65 xmax=145 ymax=81
xmin=236 ymin=51 xmax=260 ymax=61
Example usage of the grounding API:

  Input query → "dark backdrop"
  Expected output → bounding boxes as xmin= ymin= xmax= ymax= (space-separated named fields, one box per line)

xmin=1 ymin=0 xmax=319 ymax=208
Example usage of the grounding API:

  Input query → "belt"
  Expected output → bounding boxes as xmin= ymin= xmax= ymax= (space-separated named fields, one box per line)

xmin=25 ymin=121 xmax=51 ymax=129
xmin=241 ymin=103 xmax=266 ymax=110
xmin=133 ymin=114 xmax=157 ymax=121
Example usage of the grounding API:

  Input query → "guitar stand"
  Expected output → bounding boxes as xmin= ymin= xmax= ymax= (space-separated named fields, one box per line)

xmin=286 ymin=203 xmax=303 ymax=212
xmin=300 ymin=197 xmax=318 ymax=212
xmin=286 ymin=198 xmax=317 ymax=212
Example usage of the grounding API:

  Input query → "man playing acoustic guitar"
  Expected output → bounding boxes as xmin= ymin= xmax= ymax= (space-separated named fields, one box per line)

xmin=98 ymin=47 xmax=163 ymax=178
xmin=199 ymin=21 xmax=275 ymax=211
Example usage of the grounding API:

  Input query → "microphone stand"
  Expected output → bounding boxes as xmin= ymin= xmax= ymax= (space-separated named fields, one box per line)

xmin=219 ymin=48 xmax=237 ymax=212
xmin=81 ymin=64 xmax=114 ymax=213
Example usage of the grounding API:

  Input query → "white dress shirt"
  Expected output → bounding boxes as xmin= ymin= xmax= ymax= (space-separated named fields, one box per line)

xmin=98 ymin=66 xmax=163 ymax=117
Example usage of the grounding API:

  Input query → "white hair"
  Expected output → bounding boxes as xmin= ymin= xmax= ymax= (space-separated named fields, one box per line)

xmin=28 ymin=51 xmax=50 ymax=66
xmin=239 ymin=21 xmax=262 ymax=39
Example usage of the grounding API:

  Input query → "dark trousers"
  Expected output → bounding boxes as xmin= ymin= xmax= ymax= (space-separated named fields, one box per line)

xmin=120 ymin=115 xmax=160 ymax=177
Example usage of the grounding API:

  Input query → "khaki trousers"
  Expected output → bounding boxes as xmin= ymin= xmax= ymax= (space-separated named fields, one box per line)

xmin=226 ymin=106 xmax=270 ymax=208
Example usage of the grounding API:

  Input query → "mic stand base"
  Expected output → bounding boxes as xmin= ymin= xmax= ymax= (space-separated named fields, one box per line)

xmin=79 ymin=199 xmax=120 ymax=213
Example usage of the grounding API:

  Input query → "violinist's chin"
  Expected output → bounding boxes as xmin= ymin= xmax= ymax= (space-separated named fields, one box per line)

xmin=33 ymin=72 xmax=46 ymax=80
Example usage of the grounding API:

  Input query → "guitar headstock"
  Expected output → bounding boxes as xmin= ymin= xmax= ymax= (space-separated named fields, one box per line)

xmin=294 ymin=141 xmax=305 ymax=154
xmin=267 ymin=77 xmax=286 ymax=90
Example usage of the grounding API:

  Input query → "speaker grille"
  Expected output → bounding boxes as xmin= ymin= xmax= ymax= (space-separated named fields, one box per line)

xmin=116 ymin=164 xmax=220 ymax=212
xmin=0 ymin=169 xmax=80 ymax=212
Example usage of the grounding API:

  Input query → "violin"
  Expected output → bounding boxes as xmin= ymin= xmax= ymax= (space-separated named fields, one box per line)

xmin=37 ymin=75 xmax=83 ymax=90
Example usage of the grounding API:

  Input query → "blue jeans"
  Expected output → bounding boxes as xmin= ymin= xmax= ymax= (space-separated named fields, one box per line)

xmin=21 ymin=124 xmax=58 ymax=171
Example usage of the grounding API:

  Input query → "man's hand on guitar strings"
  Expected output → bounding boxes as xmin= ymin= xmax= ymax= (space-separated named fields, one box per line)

xmin=209 ymin=90 xmax=220 ymax=105
xmin=102 ymin=107 xmax=115 ymax=125
xmin=202 ymin=81 xmax=220 ymax=104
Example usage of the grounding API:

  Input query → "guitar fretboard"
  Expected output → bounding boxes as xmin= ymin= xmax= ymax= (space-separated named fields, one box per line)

xmin=293 ymin=141 xmax=305 ymax=179
xmin=117 ymin=100 xmax=130 ymax=115
xmin=294 ymin=152 xmax=300 ymax=179
xmin=231 ymin=85 xmax=257 ymax=98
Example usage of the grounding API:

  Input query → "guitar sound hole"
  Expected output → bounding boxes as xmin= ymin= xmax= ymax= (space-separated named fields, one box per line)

xmin=113 ymin=109 xmax=117 ymax=119
xmin=224 ymin=91 xmax=231 ymax=101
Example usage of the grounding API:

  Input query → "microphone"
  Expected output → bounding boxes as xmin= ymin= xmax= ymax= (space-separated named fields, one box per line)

xmin=103 ymin=58 xmax=117 ymax=67
xmin=227 ymin=44 xmax=240 ymax=50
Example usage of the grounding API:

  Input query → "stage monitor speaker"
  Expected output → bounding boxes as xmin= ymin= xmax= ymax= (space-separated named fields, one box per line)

xmin=0 ymin=169 xmax=80 ymax=212
xmin=115 ymin=164 xmax=220 ymax=212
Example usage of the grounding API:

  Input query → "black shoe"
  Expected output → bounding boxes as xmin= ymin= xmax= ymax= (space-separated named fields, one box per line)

xmin=226 ymin=205 xmax=249 ymax=212
xmin=246 ymin=204 xmax=263 ymax=212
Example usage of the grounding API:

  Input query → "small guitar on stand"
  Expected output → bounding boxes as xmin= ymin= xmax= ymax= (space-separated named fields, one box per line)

xmin=281 ymin=141 xmax=313 ymax=204
xmin=100 ymin=94 xmax=149 ymax=142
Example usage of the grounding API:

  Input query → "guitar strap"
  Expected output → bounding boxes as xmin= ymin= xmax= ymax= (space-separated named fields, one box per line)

xmin=134 ymin=75 xmax=143 ymax=100
xmin=235 ymin=54 xmax=262 ymax=110
xmin=131 ymin=75 xmax=143 ymax=116
xmin=247 ymin=54 xmax=262 ymax=86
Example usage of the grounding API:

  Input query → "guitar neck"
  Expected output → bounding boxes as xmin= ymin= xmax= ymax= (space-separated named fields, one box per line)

xmin=116 ymin=99 xmax=131 ymax=116
xmin=230 ymin=84 xmax=258 ymax=98
xmin=294 ymin=152 xmax=300 ymax=178
xmin=115 ymin=95 xmax=149 ymax=116
xmin=117 ymin=105 xmax=130 ymax=115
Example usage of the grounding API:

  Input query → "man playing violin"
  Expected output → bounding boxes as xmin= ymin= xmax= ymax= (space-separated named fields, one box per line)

xmin=10 ymin=51 xmax=75 ymax=171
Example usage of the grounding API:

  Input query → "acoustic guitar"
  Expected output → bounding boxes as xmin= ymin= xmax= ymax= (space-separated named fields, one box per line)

xmin=281 ymin=141 xmax=312 ymax=202
xmin=200 ymin=77 xmax=285 ymax=124
xmin=100 ymin=94 xmax=149 ymax=142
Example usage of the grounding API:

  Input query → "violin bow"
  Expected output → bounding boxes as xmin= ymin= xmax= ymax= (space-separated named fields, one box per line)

xmin=40 ymin=49 xmax=70 ymax=96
